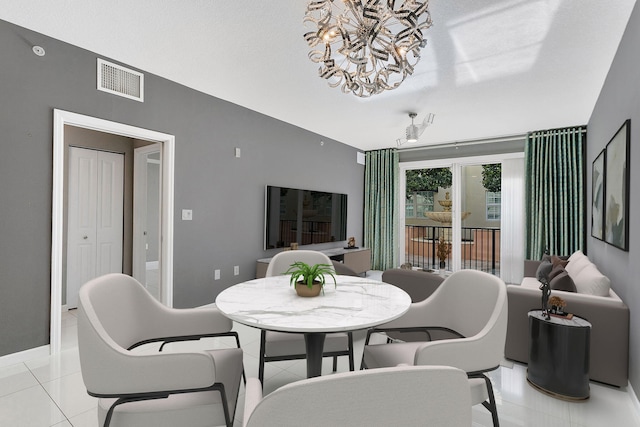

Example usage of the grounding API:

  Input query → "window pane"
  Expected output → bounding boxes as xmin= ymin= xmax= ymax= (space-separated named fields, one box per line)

xmin=486 ymin=191 xmax=501 ymax=220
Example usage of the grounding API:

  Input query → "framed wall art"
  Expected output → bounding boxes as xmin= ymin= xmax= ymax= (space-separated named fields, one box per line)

xmin=604 ymin=119 xmax=630 ymax=251
xmin=591 ymin=149 xmax=605 ymax=240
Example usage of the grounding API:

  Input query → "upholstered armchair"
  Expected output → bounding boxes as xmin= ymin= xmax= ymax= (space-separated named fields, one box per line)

xmin=363 ymin=269 xmax=508 ymax=427
xmin=77 ymin=273 xmax=244 ymax=427
xmin=243 ymin=365 xmax=472 ymax=426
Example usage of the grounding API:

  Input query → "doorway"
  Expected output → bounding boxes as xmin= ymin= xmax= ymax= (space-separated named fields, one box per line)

xmin=51 ymin=109 xmax=175 ymax=355
xmin=133 ymin=144 xmax=162 ymax=301
xmin=66 ymin=147 xmax=124 ymax=309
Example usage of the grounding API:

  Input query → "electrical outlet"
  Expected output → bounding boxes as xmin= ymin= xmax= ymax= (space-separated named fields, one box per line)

xmin=214 ymin=269 xmax=220 ymax=280
xmin=182 ymin=209 xmax=193 ymax=220
xmin=234 ymin=266 xmax=239 ymax=276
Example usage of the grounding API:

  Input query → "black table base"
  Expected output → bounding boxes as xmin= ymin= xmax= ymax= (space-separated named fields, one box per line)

xmin=304 ymin=333 xmax=326 ymax=378
xmin=527 ymin=312 xmax=590 ymax=401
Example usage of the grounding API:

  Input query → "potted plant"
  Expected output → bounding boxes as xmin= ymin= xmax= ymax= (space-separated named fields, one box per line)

xmin=285 ymin=262 xmax=336 ymax=297
xmin=436 ymin=235 xmax=451 ymax=270
xmin=548 ymin=296 xmax=567 ymax=315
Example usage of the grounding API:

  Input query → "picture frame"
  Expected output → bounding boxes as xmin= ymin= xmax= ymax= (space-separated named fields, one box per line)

xmin=604 ymin=119 xmax=630 ymax=251
xmin=591 ymin=149 xmax=605 ymax=240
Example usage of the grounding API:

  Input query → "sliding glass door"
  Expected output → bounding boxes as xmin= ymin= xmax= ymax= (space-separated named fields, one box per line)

xmin=400 ymin=153 xmax=524 ymax=280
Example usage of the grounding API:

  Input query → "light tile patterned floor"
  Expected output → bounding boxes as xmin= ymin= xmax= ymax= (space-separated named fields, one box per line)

xmin=1 ymin=275 xmax=639 ymax=426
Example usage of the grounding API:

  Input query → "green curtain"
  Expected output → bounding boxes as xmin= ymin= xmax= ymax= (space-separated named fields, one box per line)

xmin=364 ymin=148 xmax=399 ymax=270
xmin=525 ymin=126 xmax=585 ymax=259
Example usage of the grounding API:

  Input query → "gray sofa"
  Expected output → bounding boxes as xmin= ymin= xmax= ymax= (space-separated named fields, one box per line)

xmin=382 ymin=269 xmax=445 ymax=303
xmin=505 ymin=258 xmax=630 ymax=387
xmin=380 ymin=269 xmax=447 ymax=342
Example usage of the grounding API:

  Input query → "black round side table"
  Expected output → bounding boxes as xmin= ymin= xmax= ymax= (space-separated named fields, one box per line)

xmin=527 ymin=309 xmax=591 ymax=400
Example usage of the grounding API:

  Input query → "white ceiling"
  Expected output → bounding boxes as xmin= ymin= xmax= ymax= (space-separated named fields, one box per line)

xmin=1 ymin=0 xmax=636 ymax=151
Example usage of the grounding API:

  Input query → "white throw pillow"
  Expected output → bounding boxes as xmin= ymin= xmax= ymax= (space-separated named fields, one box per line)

xmin=565 ymin=253 xmax=591 ymax=278
xmin=568 ymin=249 xmax=586 ymax=263
xmin=572 ymin=264 xmax=611 ymax=296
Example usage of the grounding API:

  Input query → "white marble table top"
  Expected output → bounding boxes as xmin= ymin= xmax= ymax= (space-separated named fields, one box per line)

xmin=528 ymin=310 xmax=591 ymax=328
xmin=215 ymin=275 xmax=411 ymax=333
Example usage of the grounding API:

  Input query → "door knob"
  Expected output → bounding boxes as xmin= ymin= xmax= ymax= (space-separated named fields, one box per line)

xmin=83 ymin=236 xmax=88 ymax=240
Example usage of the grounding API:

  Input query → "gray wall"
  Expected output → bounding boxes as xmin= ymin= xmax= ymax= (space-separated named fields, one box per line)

xmin=587 ymin=2 xmax=640 ymax=391
xmin=0 ymin=19 xmax=364 ymax=356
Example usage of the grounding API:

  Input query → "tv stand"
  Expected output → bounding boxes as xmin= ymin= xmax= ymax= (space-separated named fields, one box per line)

xmin=256 ymin=247 xmax=371 ymax=278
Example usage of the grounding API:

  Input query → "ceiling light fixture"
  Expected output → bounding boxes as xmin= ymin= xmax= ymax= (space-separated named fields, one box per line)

xmin=303 ymin=0 xmax=433 ymax=98
xmin=397 ymin=112 xmax=434 ymax=146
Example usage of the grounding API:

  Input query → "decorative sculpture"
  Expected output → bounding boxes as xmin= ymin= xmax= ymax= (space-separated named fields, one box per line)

xmin=536 ymin=260 xmax=553 ymax=320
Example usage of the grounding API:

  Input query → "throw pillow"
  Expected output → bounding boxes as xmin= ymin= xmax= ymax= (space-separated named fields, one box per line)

xmin=572 ymin=264 xmax=611 ymax=296
xmin=568 ymin=249 xmax=585 ymax=263
xmin=550 ymin=255 xmax=569 ymax=269
xmin=549 ymin=269 xmax=577 ymax=292
xmin=542 ymin=254 xmax=570 ymax=263
xmin=548 ymin=264 xmax=565 ymax=281
xmin=565 ymin=254 xmax=591 ymax=278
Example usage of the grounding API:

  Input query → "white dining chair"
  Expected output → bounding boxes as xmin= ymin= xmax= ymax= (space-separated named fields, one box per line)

xmin=243 ymin=365 xmax=472 ymax=427
xmin=363 ymin=269 xmax=508 ymax=427
xmin=260 ymin=250 xmax=355 ymax=382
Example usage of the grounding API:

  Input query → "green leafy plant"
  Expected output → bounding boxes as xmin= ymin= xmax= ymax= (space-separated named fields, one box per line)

xmin=285 ymin=262 xmax=336 ymax=291
xmin=406 ymin=168 xmax=452 ymax=198
xmin=481 ymin=164 xmax=501 ymax=193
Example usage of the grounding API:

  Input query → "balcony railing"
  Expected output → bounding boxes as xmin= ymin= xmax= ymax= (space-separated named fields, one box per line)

xmin=405 ymin=225 xmax=500 ymax=275
xmin=277 ymin=220 xmax=334 ymax=247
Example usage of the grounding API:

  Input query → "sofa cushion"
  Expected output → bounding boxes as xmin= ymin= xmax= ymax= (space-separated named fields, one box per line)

xmin=565 ymin=253 xmax=591 ymax=277
xmin=572 ymin=264 xmax=610 ymax=296
xmin=549 ymin=269 xmax=577 ymax=292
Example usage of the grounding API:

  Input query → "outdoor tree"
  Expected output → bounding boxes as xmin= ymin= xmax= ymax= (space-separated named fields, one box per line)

xmin=406 ymin=168 xmax=452 ymax=198
xmin=481 ymin=164 xmax=501 ymax=193
xmin=406 ymin=164 xmax=501 ymax=198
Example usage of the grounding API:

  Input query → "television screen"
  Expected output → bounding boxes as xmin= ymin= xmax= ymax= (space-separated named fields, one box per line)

xmin=265 ymin=185 xmax=347 ymax=250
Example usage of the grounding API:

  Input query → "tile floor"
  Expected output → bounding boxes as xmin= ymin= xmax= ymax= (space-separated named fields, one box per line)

xmin=1 ymin=274 xmax=639 ymax=426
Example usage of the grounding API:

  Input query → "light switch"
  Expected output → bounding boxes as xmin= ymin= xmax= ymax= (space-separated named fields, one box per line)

xmin=235 ymin=147 xmax=241 ymax=158
xmin=182 ymin=209 xmax=193 ymax=220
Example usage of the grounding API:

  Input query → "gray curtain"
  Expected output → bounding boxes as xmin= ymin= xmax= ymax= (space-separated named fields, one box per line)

xmin=525 ymin=126 xmax=585 ymax=259
xmin=364 ymin=149 xmax=398 ymax=270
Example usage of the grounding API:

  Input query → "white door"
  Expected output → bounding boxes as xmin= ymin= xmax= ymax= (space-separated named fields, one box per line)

xmin=66 ymin=147 xmax=124 ymax=308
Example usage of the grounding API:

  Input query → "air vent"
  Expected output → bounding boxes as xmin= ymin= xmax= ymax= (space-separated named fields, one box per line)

xmin=97 ymin=59 xmax=144 ymax=102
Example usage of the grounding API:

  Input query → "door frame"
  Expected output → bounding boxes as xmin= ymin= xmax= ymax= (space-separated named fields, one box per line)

xmin=51 ymin=109 xmax=175 ymax=355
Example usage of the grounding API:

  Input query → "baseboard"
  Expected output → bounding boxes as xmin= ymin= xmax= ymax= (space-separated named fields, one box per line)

xmin=0 ymin=345 xmax=50 ymax=368
xmin=629 ymin=382 xmax=640 ymax=420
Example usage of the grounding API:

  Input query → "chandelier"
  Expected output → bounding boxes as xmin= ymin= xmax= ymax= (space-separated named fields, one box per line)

xmin=303 ymin=0 xmax=433 ymax=98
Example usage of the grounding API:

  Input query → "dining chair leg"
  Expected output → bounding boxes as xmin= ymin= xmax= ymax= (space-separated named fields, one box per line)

xmin=480 ymin=374 xmax=500 ymax=427
xmin=258 ymin=331 xmax=267 ymax=384
xmin=347 ymin=332 xmax=355 ymax=371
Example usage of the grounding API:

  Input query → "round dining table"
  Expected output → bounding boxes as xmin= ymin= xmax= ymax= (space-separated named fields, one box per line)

xmin=215 ymin=275 xmax=411 ymax=378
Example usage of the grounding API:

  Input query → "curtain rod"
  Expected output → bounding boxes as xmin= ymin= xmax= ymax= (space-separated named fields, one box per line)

xmin=398 ymin=133 xmax=526 ymax=152
xmin=397 ymin=125 xmax=587 ymax=152
xmin=528 ymin=127 xmax=587 ymax=136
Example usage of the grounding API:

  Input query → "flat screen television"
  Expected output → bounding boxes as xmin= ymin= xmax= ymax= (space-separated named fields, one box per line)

xmin=264 ymin=185 xmax=347 ymax=250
